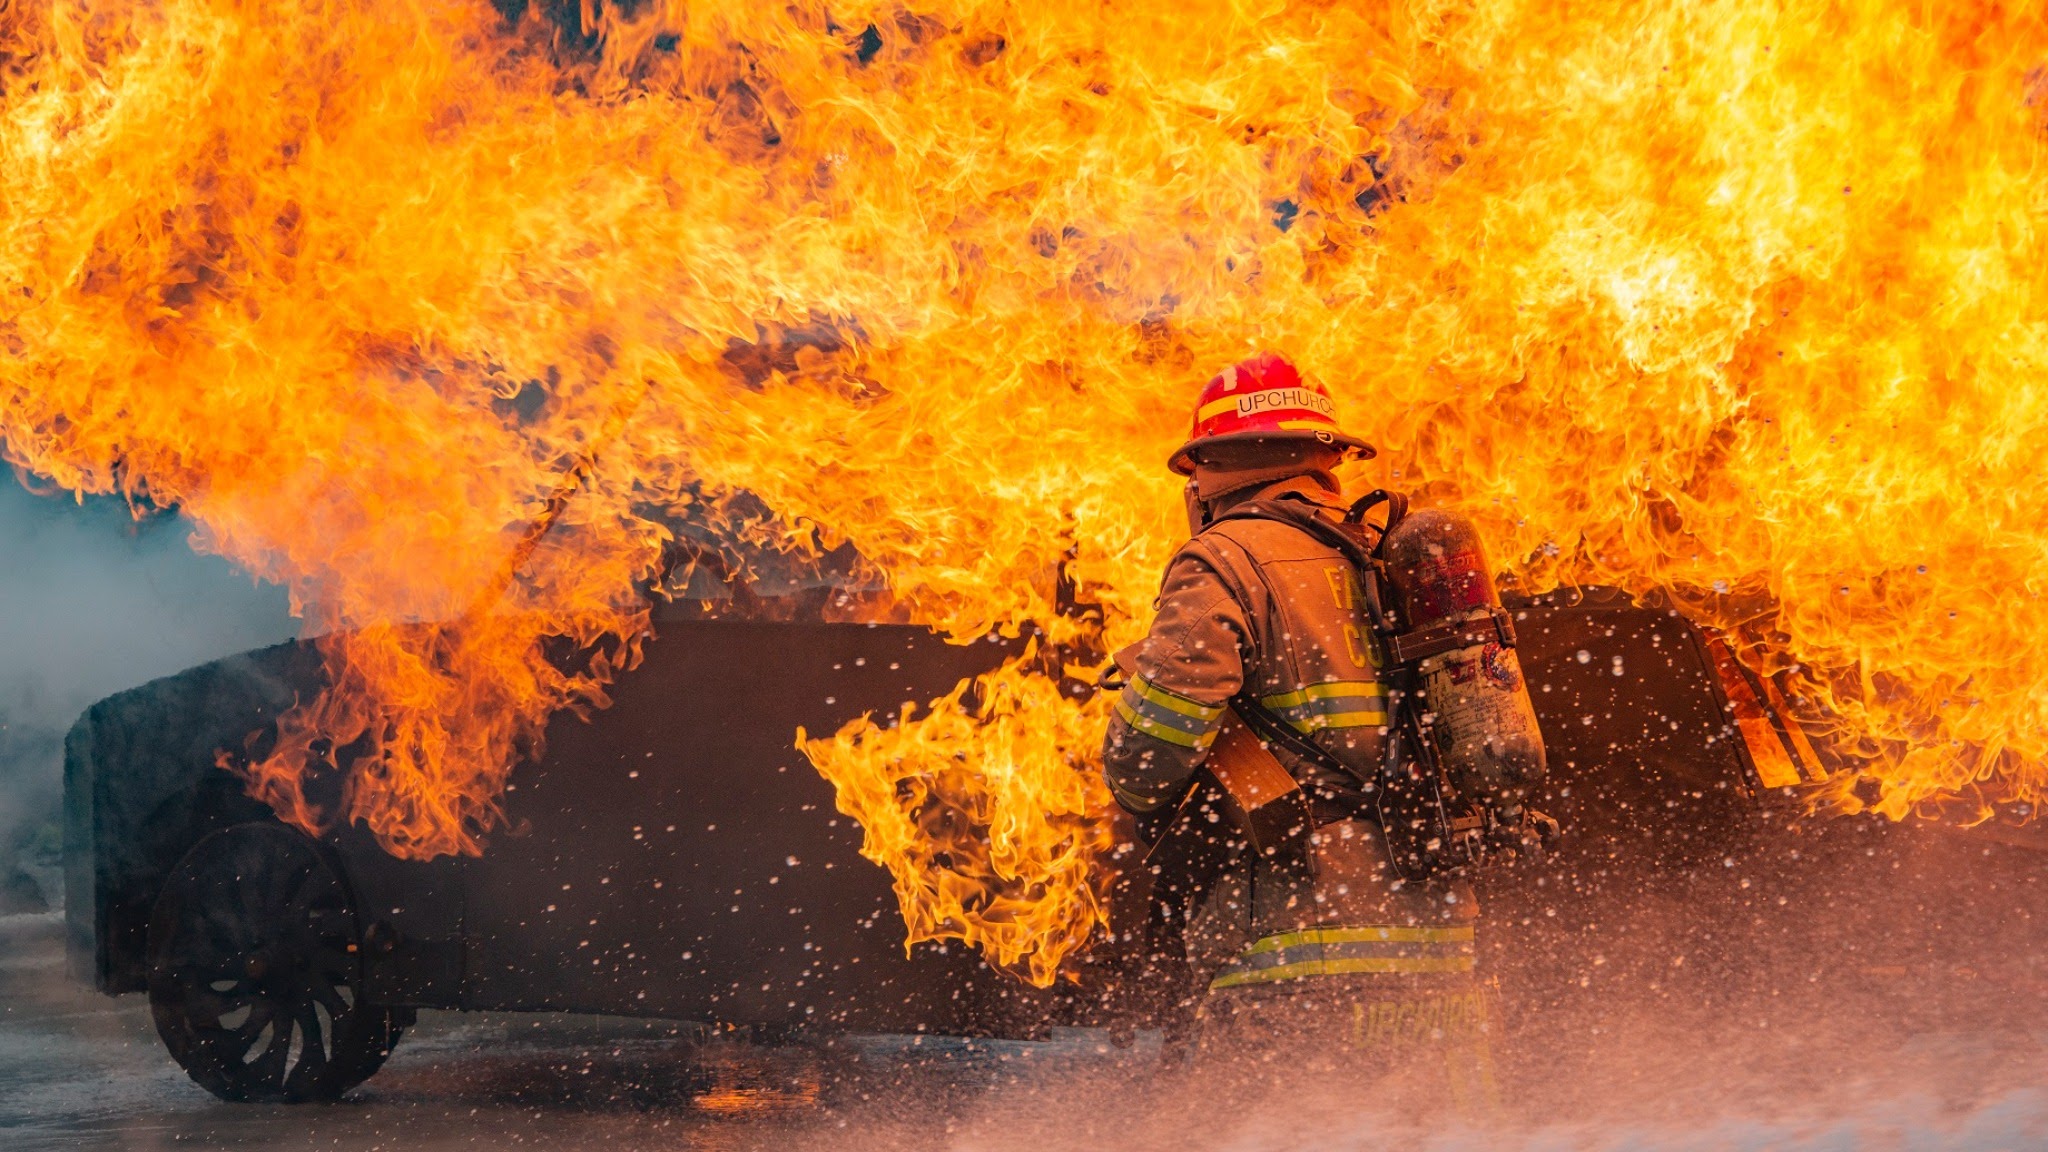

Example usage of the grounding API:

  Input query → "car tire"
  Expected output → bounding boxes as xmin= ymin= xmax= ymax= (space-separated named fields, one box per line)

xmin=146 ymin=822 xmax=406 ymax=1102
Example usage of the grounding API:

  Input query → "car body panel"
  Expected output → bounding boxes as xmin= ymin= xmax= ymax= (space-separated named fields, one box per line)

xmin=68 ymin=592 xmax=1767 ymax=1036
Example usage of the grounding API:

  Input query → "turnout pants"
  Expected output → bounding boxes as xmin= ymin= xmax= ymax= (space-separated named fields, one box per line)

xmin=1186 ymin=818 xmax=1500 ymax=1115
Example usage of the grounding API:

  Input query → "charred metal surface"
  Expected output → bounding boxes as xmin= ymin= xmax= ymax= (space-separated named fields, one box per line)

xmin=459 ymin=619 xmax=1029 ymax=1032
xmin=66 ymin=620 xmax=1034 ymax=1028
xmin=64 ymin=640 xmax=323 ymax=992
xmin=336 ymin=831 xmax=466 ymax=1007
xmin=1504 ymin=587 xmax=1762 ymax=873
xmin=69 ymin=590 xmax=1765 ymax=1047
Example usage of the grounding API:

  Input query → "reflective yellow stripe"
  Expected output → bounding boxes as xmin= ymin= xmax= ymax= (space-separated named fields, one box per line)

xmin=1259 ymin=681 xmax=1383 ymax=709
xmin=1210 ymin=955 xmax=1475 ymax=989
xmin=1213 ymin=924 xmax=1478 ymax=989
xmin=1119 ymin=684 xmax=1218 ymax=740
xmin=1260 ymin=680 xmax=1389 ymax=733
xmin=1114 ymin=698 xmax=1217 ymax=750
xmin=1243 ymin=925 xmax=1475 ymax=956
xmin=1130 ymin=676 xmax=1224 ymax=722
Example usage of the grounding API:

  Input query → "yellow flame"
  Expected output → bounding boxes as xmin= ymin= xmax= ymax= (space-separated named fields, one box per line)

xmin=3 ymin=0 xmax=2047 ymax=980
xmin=800 ymin=649 xmax=1112 ymax=988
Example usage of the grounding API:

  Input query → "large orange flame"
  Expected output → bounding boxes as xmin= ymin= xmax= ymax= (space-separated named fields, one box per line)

xmin=4 ymin=0 xmax=2046 ymax=982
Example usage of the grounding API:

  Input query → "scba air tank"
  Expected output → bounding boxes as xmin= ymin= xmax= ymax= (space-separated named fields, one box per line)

xmin=1379 ymin=509 xmax=1547 ymax=812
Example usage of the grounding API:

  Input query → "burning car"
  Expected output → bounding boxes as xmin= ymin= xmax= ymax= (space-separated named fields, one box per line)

xmin=65 ymin=578 xmax=1789 ymax=1101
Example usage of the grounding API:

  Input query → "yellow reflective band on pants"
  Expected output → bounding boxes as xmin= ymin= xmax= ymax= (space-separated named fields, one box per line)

xmin=1209 ymin=924 xmax=1477 ymax=989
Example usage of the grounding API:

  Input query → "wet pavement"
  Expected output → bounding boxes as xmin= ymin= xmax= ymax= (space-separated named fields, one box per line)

xmin=12 ymin=841 xmax=2048 ymax=1152
xmin=0 ymin=907 xmax=1160 ymax=1152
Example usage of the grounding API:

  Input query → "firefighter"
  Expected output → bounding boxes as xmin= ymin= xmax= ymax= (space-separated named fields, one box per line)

xmin=1103 ymin=352 xmax=1507 ymax=1103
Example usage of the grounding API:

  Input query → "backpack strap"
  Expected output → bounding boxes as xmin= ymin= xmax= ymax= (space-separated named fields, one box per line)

xmin=1202 ymin=489 xmax=1477 ymax=881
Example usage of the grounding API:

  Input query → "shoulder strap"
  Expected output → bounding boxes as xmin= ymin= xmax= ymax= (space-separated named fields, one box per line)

xmin=1203 ymin=493 xmax=1398 ymax=798
xmin=1206 ymin=491 xmax=1404 ymax=635
xmin=1211 ymin=496 xmax=1400 ymax=650
xmin=1230 ymin=688 xmax=1365 ymax=790
xmin=1202 ymin=488 xmax=1479 ymax=881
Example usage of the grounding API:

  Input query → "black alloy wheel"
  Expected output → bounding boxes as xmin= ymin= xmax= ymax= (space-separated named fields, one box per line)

xmin=146 ymin=822 xmax=406 ymax=1102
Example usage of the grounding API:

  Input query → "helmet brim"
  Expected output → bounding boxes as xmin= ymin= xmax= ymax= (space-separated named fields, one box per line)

xmin=1167 ymin=428 xmax=1377 ymax=475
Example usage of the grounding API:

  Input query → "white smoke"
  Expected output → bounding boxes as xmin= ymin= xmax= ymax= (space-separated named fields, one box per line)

xmin=0 ymin=473 xmax=294 ymax=908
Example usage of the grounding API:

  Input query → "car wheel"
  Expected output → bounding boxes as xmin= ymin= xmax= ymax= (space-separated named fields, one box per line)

xmin=146 ymin=822 xmax=406 ymax=1102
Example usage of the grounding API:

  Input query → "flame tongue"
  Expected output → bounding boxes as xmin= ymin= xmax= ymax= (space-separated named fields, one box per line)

xmin=5 ymin=0 xmax=2048 ymax=981
xmin=801 ymin=657 xmax=1111 ymax=989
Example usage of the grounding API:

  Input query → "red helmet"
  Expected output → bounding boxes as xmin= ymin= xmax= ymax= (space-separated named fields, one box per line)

xmin=1167 ymin=352 xmax=1375 ymax=475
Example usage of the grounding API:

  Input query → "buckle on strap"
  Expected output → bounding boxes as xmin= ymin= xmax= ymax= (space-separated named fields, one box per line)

xmin=1387 ymin=606 xmax=1517 ymax=666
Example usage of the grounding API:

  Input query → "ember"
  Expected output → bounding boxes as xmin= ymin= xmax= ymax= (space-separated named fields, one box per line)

xmin=2 ymin=0 xmax=2044 ymax=984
